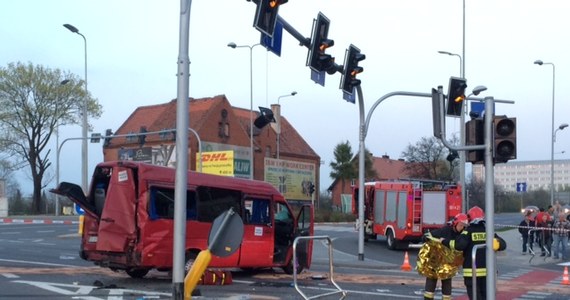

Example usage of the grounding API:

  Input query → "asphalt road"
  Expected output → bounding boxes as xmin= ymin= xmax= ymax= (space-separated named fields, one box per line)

xmin=1 ymin=214 xmax=570 ymax=299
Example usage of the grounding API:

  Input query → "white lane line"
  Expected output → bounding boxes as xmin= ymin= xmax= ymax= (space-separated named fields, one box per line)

xmin=0 ymin=232 xmax=21 ymax=235
xmin=0 ymin=258 xmax=80 ymax=268
xmin=1 ymin=273 xmax=20 ymax=278
xmin=37 ymin=230 xmax=55 ymax=233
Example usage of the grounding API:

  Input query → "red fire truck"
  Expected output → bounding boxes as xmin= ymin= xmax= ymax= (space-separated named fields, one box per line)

xmin=352 ymin=180 xmax=462 ymax=250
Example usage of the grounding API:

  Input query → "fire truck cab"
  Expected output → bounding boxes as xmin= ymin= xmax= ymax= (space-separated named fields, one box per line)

xmin=352 ymin=180 xmax=462 ymax=250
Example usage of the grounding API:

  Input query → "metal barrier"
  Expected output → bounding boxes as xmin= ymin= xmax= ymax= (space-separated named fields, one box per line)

xmin=292 ymin=235 xmax=347 ymax=300
xmin=527 ymin=228 xmax=550 ymax=263
xmin=471 ymin=244 xmax=486 ymax=300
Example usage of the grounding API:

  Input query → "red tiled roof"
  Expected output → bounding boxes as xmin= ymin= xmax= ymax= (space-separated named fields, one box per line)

xmin=111 ymin=95 xmax=318 ymax=159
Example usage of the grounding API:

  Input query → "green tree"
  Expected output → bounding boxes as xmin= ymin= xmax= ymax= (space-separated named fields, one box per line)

xmin=0 ymin=62 xmax=102 ymax=213
xmin=330 ymin=141 xmax=356 ymax=195
xmin=400 ymin=136 xmax=458 ymax=181
xmin=330 ymin=141 xmax=378 ymax=194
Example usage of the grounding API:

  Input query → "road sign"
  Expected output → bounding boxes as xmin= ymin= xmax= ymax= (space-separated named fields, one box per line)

xmin=516 ymin=182 xmax=527 ymax=193
xmin=260 ymin=19 xmax=283 ymax=57
xmin=75 ymin=203 xmax=84 ymax=215
xmin=310 ymin=69 xmax=325 ymax=86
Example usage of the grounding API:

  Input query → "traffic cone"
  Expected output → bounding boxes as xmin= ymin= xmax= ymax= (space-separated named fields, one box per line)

xmin=401 ymin=251 xmax=412 ymax=271
xmin=562 ymin=266 xmax=570 ymax=285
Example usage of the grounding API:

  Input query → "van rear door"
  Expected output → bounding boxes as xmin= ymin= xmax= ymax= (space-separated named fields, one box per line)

xmin=50 ymin=182 xmax=97 ymax=218
xmin=295 ymin=204 xmax=314 ymax=269
xmin=96 ymin=167 xmax=137 ymax=252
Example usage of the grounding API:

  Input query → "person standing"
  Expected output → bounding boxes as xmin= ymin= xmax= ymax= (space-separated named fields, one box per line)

xmin=455 ymin=206 xmax=507 ymax=300
xmin=536 ymin=212 xmax=553 ymax=256
xmin=552 ymin=213 xmax=570 ymax=260
xmin=421 ymin=213 xmax=469 ymax=300
xmin=519 ymin=212 xmax=535 ymax=255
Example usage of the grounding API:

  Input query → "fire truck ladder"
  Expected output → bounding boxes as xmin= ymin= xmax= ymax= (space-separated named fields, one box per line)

xmin=411 ymin=182 xmax=423 ymax=232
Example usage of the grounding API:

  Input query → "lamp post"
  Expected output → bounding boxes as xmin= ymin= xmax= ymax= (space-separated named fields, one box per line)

xmin=438 ymin=50 xmax=467 ymax=212
xmin=534 ymin=60 xmax=556 ymax=204
xmin=276 ymin=91 xmax=297 ymax=160
xmin=227 ymin=42 xmax=261 ymax=180
xmin=552 ymin=123 xmax=569 ymax=203
xmin=63 ymin=23 xmax=88 ymax=194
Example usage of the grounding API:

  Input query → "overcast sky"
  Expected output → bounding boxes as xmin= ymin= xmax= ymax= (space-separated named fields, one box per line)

xmin=2 ymin=0 xmax=569 ymax=195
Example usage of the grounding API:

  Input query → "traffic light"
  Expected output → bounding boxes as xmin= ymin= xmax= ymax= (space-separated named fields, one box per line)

xmin=309 ymin=183 xmax=315 ymax=195
xmin=446 ymin=77 xmax=467 ymax=117
xmin=253 ymin=0 xmax=288 ymax=37
xmin=254 ymin=106 xmax=276 ymax=129
xmin=340 ymin=44 xmax=366 ymax=95
xmin=465 ymin=118 xmax=484 ymax=164
xmin=493 ymin=116 xmax=517 ymax=163
xmin=138 ymin=126 xmax=147 ymax=146
xmin=103 ymin=129 xmax=113 ymax=148
xmin=307 ymin=12 xmax=336 ymax=74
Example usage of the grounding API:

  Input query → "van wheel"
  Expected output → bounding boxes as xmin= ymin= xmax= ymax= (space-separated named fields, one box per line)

xmin=184 ymin=252 xmax=198 ymax=274
xmin=386 ymin=230 xmax=397 ymax=250
xmin=282 ymin=257 xmax=303 ymax=275
xmin=126 ymin=268 xmax=150 ymax=278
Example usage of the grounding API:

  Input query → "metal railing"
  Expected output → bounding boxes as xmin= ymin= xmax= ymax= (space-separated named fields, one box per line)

xmin=292 ymin=235 xmax=346 ymax=300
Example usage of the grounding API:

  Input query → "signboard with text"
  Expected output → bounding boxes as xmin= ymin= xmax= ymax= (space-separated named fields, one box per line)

xmin=202 ymin=142 xmax=250 ymax=179
xmin=264 ymin=158 xmax=316 ymax=201
xmin=198 ymin=150 xmax=234 ymax=177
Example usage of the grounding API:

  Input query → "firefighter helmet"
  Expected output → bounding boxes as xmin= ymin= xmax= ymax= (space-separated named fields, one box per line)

xmin=467 ymin=206 xmax=485 ymax=222
xmin=452 ymin=213 xmax=469 ymax=226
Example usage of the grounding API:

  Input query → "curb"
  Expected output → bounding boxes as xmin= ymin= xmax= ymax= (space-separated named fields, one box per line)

xmin=0 ymin=218 xmax=79 ymax=225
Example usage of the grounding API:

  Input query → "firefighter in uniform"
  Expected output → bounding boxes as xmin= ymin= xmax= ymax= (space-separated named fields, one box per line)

xmin=422 ymin=213 xmax=469 ymax=300
xmin=455 ymin=206 xmax=507 ymax=300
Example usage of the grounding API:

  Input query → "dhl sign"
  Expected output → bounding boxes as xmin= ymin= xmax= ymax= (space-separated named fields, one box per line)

xmin=201 ymin=152 xmax=230 ymax=162
xmin=197 ymin=150 xmax=234 ymax=177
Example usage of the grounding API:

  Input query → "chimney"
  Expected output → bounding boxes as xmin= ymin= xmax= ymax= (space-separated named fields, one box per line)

xmin=270 ymin=104 xmax=281 ymax=134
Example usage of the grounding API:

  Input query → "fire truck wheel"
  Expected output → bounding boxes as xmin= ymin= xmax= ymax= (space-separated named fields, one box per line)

xmin=386 ymin=230 xmax=397 ymax=250
xmin=125 ymin=268 xmax=150 ymax=278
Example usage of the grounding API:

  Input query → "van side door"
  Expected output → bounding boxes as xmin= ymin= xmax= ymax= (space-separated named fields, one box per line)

xmin=295 ymin=204 xmax=314 ymax=269
xmin=238 ymin=198 xmax=274 ymax=267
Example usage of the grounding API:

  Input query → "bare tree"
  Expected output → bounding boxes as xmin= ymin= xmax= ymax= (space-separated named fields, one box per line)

xmin=400 ymin=135 xmax=459 ymax=181
xmin=0 ymin=62 xmax=102 ymax=213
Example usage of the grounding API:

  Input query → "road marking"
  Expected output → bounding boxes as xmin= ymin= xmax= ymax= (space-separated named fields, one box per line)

xmin=0 ymin=232 xmax=21 ymax=235
xmin=12 ymin=280 xmax=171 ymax=299
xmin=0 ymin=258 xmax=79 ymax=268
xmin=38 ymin=230 xmax=55 ymax=233
xmin=1 ymin=273 xmax=19 ymax=278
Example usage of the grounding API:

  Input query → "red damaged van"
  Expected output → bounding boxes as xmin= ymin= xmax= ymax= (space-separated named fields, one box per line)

xmin=51 ymin=161 xmax=314 ymax=278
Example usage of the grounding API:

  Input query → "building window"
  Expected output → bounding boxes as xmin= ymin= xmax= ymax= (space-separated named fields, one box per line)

xmin=265 ymin=146 xmax=271 ymax=157
xmin=126 ymin=131 xmax=136 ymax=143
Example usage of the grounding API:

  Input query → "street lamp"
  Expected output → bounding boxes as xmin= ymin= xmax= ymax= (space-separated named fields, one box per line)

xmin=227 ymin=42 xmax=262 ymax=180
xmin=552 ymin=123 xmax=569 ymax=202
xmin=438 ymin=51 xmax=463 ymax=76
xmin=534 ymin=59 xmax=556 ymax=204
xmin=438 ymin=50 xmax=468 ymax=212
xmin=276 ymin=91 xmax=297 ymax=160
xmin=63 ymin=23 xmax=88 ymax=194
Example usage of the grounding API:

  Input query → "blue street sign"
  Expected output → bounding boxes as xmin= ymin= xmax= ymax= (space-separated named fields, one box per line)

xmin=75 ymin=203 xmax=85 ymax=215
xmin=343 ymin=90 xmax=355 ymax=103
xmin=470 ymin=101 xmax=485 ymax=117
xmin=310 ymin=69 xmax=325 ymax=86
xmin=516 ymin=182 xmax=527 ymax=193
xmin=260 ymin=20 xmax=283 ymax=57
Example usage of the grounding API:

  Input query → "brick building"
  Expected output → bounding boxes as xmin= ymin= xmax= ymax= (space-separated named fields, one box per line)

xmin=103 ymin=95 xmax=320 ymax=204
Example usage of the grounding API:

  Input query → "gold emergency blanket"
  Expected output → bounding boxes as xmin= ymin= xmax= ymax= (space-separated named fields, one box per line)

xmin=416 ymin=239 xmax=463 ymax=280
